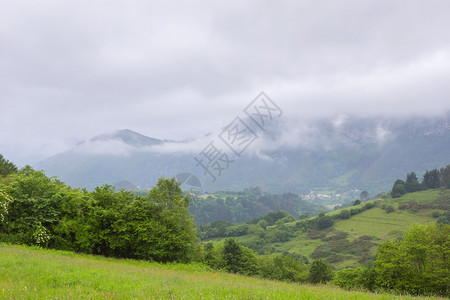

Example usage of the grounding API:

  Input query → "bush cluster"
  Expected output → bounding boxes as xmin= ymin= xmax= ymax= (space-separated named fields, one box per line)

xmin=0 ymin=167 xmax=198 ymax=263
xmin=391 ymin=165 xmax=450 ymax=198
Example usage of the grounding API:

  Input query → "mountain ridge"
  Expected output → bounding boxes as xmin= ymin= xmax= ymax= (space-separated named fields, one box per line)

xmin=34 ymin=115 xmax=450 ymax=197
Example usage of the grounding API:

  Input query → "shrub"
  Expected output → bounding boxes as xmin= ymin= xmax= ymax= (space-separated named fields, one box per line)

xmin=265 ymin=228 xmax=293 ymax=243
xmin=431 ymin=210 xmax=441 ymax=218
xmin=317 ymin=215 xmax=333 ymax=230
xmin=363 ymin=202 xmax=375 ymax=210
xmin=308 ymin=259 xmax=334 ymax=284
xmin=339 ymin=210 xmax=350 ymax=219
xmin=398 ymin=203 xmax=409 ymax=210
xmin=349 ymin=208 xmax=361 ymax=215
xmin=437 ymin=216 xmax=449 ymax=225
xmin=385 ymin=205 xmax=395 ymax=213
xmin=353 ymin=200 xmax=361 ymax=206
xmin=334 ymin=268 xmax=365 ymax=290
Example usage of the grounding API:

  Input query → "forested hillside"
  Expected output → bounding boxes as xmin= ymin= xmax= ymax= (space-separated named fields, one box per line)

xmin=189 ymin=189 xmax=325 ymax=224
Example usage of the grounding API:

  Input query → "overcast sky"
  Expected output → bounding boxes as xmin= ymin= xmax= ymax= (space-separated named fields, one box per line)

xmin=1 ymin=0 xmax=450 ymax=166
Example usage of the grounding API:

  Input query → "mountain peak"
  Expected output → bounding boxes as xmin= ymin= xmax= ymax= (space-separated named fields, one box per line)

xmin=91 ymin=129 xmax=164 ymax=147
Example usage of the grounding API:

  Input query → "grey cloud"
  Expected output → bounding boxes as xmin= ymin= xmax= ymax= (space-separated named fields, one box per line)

xmin=1 ymin=0 xmax=450 ymax=166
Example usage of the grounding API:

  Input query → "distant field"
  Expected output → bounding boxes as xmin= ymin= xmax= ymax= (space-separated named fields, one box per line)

xmin=0 ymin=244 xmax=442 ymax=299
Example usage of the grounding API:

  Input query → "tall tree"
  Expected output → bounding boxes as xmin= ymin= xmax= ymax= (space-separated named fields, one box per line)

xmin=439 ymin=165 xmax=450 ymax=188
xmin=405 ymin=172 xmax=422 ymax=192
xmin=406 ymin=172 xmax=418 ymax=184
xmin=423 ymin=169 xmax=440 ymax=189
xmin=222 ymin=238 xmax=243 ymax=273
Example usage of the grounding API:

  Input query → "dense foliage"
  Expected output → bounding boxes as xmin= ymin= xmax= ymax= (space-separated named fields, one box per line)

xmin=334 ymin=224 xmax=449 ymax=297
xmin=202 ymin=238 xmax=313 ymax=283
xmin=308 ymin=258 xmax=334 ymax=284
xmin=0 ymin=154 xmax=17 ymax=177
xmin=372 ymin=224 xmax=449 ymax=296
xmin=0 ymin=167 xmax=198 ymax=263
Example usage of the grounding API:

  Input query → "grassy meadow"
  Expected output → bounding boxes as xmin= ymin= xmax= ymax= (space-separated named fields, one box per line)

xmin=0 ymin=243 xmax=445 ymax=300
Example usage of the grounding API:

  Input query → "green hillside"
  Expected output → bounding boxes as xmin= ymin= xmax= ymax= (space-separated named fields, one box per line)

xmin=206 ymin=189 xmax=450 ymax=269
xmin=333 ymin=190 xmax=442 ymax=238
xmin=0 ymin=244 xmax=439 ymax=300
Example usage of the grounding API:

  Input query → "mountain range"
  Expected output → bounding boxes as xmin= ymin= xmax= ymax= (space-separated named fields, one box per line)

xmin=34 ymin=115 xmax=450 ymax=200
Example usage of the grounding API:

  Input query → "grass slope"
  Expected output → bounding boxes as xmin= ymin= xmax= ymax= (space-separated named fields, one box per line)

xmin=334 ymin=190 xmax=446 ymax=239
xmin=213 ymin=189 xmax=449 ymax=269
xmin=0 ymin=244 xmax=441 ymax=300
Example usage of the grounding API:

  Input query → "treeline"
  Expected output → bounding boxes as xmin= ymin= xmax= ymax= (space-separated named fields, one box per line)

xmin=391 ymin=164 xmax=450 ymax=197
xmin=0 ymin=166 xmax=198 ymax=263
xmin=189 ymin=189 xmax=324 ymax=224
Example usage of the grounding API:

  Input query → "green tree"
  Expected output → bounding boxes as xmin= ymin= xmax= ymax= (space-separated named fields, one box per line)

xmin=423 ymin=169 xmax=440 ymax=189
xmin=258 ymin=219 xmax=269 ymax=229
xmin=0 ymin=154 xmax=17 ymax=177
xmin=391 ymin=180 xmax=406 ymax=198
xmin=221 ymin=238 xmax=259 ymax=275
xmin=143 ymin=177 xmax=198 ymax=262
xmin=2 ymin=167 xmax=63 ymax=244
xmin=405 ymin=172 xmax=421 ymax=192
xmin=222 ymin=238 xmax=242 ymax=273
xmin=203 ymin=242 xmax=218 ymax=268
xmin=439 ymin=165 xmax=450 ymax=188
xmin=308 ymin=259 xmax=334 ymax=284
